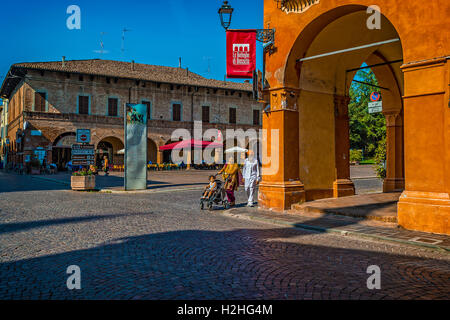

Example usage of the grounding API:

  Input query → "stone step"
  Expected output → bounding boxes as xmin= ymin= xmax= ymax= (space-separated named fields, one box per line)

xmin=291 ymin=193 xmax=401 ymax=223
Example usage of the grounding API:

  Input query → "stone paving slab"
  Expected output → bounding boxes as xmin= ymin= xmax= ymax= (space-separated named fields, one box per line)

xmin=223 ymin=206 xmax=450 ymax=252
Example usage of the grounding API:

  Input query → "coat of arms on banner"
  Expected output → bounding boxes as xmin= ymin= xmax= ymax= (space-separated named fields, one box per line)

xmin=226 ymin=30 xmax=256 ymax=79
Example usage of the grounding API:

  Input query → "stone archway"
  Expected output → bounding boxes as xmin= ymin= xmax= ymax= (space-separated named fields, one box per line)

xmin=147 ymin=138 xmax=158 ymax=164
xmin=96 ymin=136 xmax=124 ymax=166
xmin=364 ymin=52 xmax=405 ymax=193
xmin=260 ymin=1 xmax=450 ymax=234
xmin=52 ymin=132 xmax=76 ymax=170
xmin=162 ymin=139 xmax=175 ymax=164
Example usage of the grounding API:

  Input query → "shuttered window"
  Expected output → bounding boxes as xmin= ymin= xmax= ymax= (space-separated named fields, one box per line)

xmin=253 ymin=109 xmax=260 ymax=125
xmin=172 ymin=103 xmax=181 ymax=121
xmin=229 ymin=108 xmax=236 ymax=124
xmin=142 ymin=101 xmax=151 ymax=119
xmin=34 ymin=92 xmax=46 ymax=112
xmin=108 ymin=98 xmax=118 ymax=116
xmin=202 ymin=106 xmax=210 ymax=123
xmin=78 ymin=96 xmax=89 ymax=114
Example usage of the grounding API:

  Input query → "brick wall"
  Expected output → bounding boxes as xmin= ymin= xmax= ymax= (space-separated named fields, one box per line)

xmin=5 ymin=69 xmax=262 ymax=166
xmin=22 ymin=70 xmax=261 ymax=125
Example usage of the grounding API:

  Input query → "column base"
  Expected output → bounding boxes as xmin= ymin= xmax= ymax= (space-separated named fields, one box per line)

xmin=305 ymin=189 xmax=334 ymax=201
xmin=398 ymin=191 xmax=450 ymax=235
xmin=258 ymin=180 xmax=305 ymax=211
xmin=383 ymin=178 xmax=405 ymax=193
xmin=333 ymin=179 xmax=355 ymax=198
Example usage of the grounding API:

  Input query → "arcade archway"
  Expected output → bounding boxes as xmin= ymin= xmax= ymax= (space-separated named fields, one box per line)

xmin=96 ymin=136 xmax=124 ymax=167
xmin=147 ymin=138 xmax=158 ymax=164
xmin=52 ymin=132 xmax=76 ymax=170
xmin=288 ymin=8 xmax=404 ymax=201
xmin=260 ymin=1 xmax=450 ymax=234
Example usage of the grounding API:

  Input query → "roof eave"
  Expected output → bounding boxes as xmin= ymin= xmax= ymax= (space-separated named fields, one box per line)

xmin=0 ymin=66 xmax=14 ymax=99
xmin=10 ymin=64 xmax=253 ymax=93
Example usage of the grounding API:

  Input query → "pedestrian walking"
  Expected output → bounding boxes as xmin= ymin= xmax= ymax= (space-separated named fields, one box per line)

xmin=242 ymin=150 xmax=261 ymax=207
xmin=102 ymin=156 xmax=109 ymax=176
xmin=218 ymin=155 xmax=241 ymax=207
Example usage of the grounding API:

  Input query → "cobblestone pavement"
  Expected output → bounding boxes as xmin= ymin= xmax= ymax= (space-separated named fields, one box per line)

xmin=0 ymin=172 xmax=449 ymax=300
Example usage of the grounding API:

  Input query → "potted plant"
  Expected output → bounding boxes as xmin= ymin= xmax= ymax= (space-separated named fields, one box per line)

xmin=71 ymin=169 xmax=96 ymax=191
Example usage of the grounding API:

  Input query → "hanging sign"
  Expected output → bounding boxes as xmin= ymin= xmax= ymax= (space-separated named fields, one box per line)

xmin=226 ymin=30 xmax=256 ymax=79
xmin=368 ymin=92 xmax=382 ymax=113
xmin=370 ymin=92 xmax=381 ymax=102
xmin=76 ymin=129 xmax=91 ymax=144
xmin=368 ymin=101 xmax=382 ymax=114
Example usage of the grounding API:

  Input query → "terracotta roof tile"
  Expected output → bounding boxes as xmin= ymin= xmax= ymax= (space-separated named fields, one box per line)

xmin=12 ymin=59 xmax=252 ymax=92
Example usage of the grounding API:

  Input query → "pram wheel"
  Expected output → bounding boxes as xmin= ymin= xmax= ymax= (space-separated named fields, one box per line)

xmin=223 ymin=200 xmax=230 ymax=210
xmin=207 ymin=202 xmax=213 ymax=211
xmin=200 ymin=201 xmax=204 ymax=210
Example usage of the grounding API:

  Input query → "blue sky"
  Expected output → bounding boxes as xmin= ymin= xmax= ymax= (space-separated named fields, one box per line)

xmin=0 ymin=0 xmax=263 ymax=84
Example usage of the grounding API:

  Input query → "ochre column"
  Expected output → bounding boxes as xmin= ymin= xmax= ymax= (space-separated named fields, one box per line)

xmin=258 ymin=87 xmax=305 ymax=211
xmin=383 ymin=111 xmax=405 ymax=192
xmin=398 ymin=57 xmax=450 ymax=235
xmin=333 ymin=95 xmax=355 ymax=198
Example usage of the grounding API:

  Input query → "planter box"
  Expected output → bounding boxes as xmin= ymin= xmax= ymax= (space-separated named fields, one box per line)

xmin=71 ymin=175 xmax=96 ymax=191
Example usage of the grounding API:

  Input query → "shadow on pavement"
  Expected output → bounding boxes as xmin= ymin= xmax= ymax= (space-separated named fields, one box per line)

xmin=0 ymin=227 xmax=448 ymax=300
xmin=0 ymin=212 xmax=153 ymax=235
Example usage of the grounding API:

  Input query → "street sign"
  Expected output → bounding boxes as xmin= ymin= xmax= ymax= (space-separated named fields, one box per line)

xmin=76 ymin=129 xmax=91 ymax=144
xmin=368 ymin=101 xmax=383 ymax=114
xmin=71 ymin=144 xmax=95 ymax=166
xmin=370 ymin=92 xmax=381 ymax=102
xmin=31 ymin=130 xmax=42 ymax=136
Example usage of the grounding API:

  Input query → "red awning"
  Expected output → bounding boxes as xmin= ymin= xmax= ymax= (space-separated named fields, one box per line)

xmin=159 ymin=139 xmax=223 ymax=151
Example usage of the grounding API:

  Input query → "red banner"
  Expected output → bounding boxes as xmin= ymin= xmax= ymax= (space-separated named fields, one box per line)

xmin=226 ymin=30 xmax=256 ymax=79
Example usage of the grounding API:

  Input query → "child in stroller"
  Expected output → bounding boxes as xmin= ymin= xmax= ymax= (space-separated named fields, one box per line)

xmin=200 ymin=175 xmax=230 ymax=211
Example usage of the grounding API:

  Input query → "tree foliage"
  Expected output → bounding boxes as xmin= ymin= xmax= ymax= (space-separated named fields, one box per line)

xmin=348 ymin=68 xmax=386 ymax=159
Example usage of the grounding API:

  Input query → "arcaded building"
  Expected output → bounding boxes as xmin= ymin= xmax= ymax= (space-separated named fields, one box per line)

xmin=260 ymin=0 xmax=449 ymax=234
xmin=0 ymin=59 xmax=262 ymax=169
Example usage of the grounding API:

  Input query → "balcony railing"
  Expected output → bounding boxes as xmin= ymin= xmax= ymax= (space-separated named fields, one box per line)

xmin=274 ymin=0 xmax=319 ymax=13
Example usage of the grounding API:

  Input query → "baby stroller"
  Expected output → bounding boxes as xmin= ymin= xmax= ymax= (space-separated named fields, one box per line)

xmin=200 ymin=174 xmax=230 ymax=211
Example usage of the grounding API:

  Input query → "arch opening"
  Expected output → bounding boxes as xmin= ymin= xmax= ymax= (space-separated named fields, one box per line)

xmin=283 ymin=6 xmax=404 ymax=201
xmin=52 ymin=132 xmax=76 ymax=170
xmin=147 ymin=138 xmax=158 ymax=164
xmin=96 ymin=136 xmax=124 ymax=167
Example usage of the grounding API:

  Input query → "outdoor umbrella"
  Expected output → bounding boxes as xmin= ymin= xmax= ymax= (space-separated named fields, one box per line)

xmin=159 ymin=139 xmax=223 ymax=151
xmin=224 ymin=146 xmax=248 ymax=153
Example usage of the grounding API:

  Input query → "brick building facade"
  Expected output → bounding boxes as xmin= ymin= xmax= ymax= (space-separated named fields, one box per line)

xmin=0 ymin=59 xmax=262 ymax=169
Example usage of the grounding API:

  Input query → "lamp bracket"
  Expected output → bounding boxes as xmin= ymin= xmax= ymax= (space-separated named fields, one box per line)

xmin=256 ymin=28 xmax=275 ymax=44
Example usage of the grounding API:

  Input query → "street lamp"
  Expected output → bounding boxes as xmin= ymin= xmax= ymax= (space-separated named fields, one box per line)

xmin=218 ymin=1 xmax=234 ymax=31
xmin=217 ymin=1 xmax=275 ymax=51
